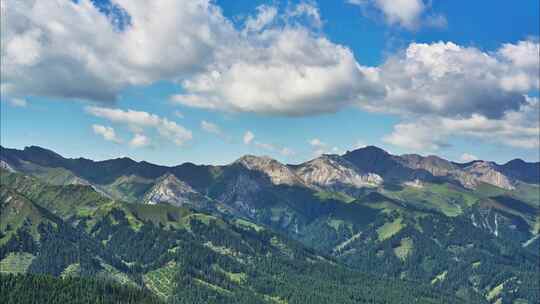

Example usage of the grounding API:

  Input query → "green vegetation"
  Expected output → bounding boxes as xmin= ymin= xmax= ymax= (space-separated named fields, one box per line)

xmin=393 ymin=237 xmax=414 ymax=260
xmin=384 ymin=183 xmax=478 ymax=217
xmin=377 ymin=217 xmax=404 ymax=241
xmin=475 ymin=182 xmax=540 ymax=207
xmin=0 ymin=274 xmax=162 ymax=304
xmin=0 ymin=171 xmax=466 ymax=304
xmin=474 ymin=183 xmax=508 ymax=198
xmin=315 ymin=191 xmax=355 ymax=203
xmin=0 ymin=171 xmax=109 ymax=219
xmin=487 ymin=282 xmax=505 ymax=302
xmin=431 ymin=271 xmax=448 ymax=285
xmin=0 ymin=253 xmax=35 ymax=274
xmin=102 ymin=175 xmax=155 ymax=203
xmin=143 ymin=262 xmax=177 ymax=299
xmin=234 ymin=218 xmax=265 ymax=232
xmin=1 ymin=146 xmax=539 ymax=304
xmin=512 ymin=183 xmax=540 ymax=207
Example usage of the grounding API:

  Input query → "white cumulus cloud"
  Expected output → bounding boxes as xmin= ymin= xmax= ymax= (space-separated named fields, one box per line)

xmin=171 ymin=26 xmax=375 ymax=116
xmin=129 ymin=133 xmax=150 ymax=148
xmin=309 ymin=138 xmax=326 ymax=148
xmin=370 ymin=40 xmax=540 ymax=152
xmin=459 ymin=153 xmax=478 ymax=163
xmin=2 ymin=0 xmax=539 ymax=154
xmin=200 ymin=120 xmax=222 ymax=135
xmin=86 ymin=106 xmax=192 ymax=146
xmin=243 ymin=5 xmax=278 ymax=33
xmin=1 ymin=0 xmax=235 ymax=102
xmin=347 ymin=0 xmax=444 ymax=30
xmin=92 ymin=124 xmax=122 ymax=143
xmin=2 ymin=0 xmax=375 ymax=118
xmin=6 ymin=98 xmax=28 ymax=107
xmin=243 ymin=130 xmax=292 ymax=156
xmin=243 ymin=131 xmax=255 ymax=145
xmin=361 ymin=41 xmax=539 ymax=119
xmin=383 ymin=97 xmax=540 ymax=151
xmin=308 ymin=138 xmax=342 ymax=156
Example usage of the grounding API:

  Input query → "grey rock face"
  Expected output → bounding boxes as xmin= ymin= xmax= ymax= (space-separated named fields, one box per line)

xmin=293 ymin=154 xmax=383 ymax=190
xmin=461 ymin=161 xmax=515 ymax=190
xmin=143 ymin=173 xmax=209 ymax=207
xmin=235 ymin=155 xmax=306 ymax=186
xmin=0 ymin=160 xmax=15 ymax=172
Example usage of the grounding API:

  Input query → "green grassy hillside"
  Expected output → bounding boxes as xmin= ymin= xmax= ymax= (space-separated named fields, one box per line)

xmin=0 ymin=170 xmax=465 ymax=304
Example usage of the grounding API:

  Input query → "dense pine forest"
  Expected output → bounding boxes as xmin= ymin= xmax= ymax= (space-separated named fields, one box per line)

xmin=0 ymin=274 xmax=162 ymax=304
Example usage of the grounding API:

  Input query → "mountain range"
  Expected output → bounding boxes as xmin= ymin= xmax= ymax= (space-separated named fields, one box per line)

xmin=1 ymin=145 xmax=539 ymax=303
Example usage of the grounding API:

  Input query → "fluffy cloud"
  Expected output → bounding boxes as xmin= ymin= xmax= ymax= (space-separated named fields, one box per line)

xmin=174 ymin=37 xmax=539 ymax=121
xmin=243 ymin=130 xmax=293 ymax=156
xmin=460 ymin=153 xmax=478 ymax=163
xmin=1 ymin=0 xmax=235 ymax=101
xmin=171 ymin=28 xmax=376 ymax=116
xmin=370 ymin=40 xmax=539 ymax=152
xmin=309 ymin=138 xmax=326 ymax=148
xmin=174 ymin=111 xmax=184 ymax=119
xmin=372 ymin=0 xmax=425 ymax=29
xmin=383 ymin=97 xmax=540 ymax=151
xmin=92 ymin=124 xmax=122 ymax=143
xmin=129 ymin=133 xmax=150 ymax=148
xmin=243 ymin=5 xmax=278 ymax=33
xmin=362 ymin=41 xmax=539 ymax=119
xmin=309 ymin=138 xmax=326 ymax=155
xmin=382 ymin=121 xmax=447 ymax=151
xmin=86 ymin=106 xmax=192 ymax=146
xmin=164 ymin=2 xmax=380 ymax=116
xmin=279 ymin=147 xmax=296 ymax=157
xmin=2 ymin=0 xmax=373 ymax=117
xmin=255 ymin=142 xmax=276 ymax=151
xmin=347 ymin=0 xmax=445 ymax=30
xmin=286 ymin=2 xmax=323 ymax=29
xmin=2 ymin=1 xmax=538 ymax=153
xmin=497 ymin=40 xmax=540 ymax=92
xmin=6 ymin=98 xmax=28 ymax=107
xmin=308 ymin=138 xmax=341 ymax=156
xmin=243 ymin=131 xmax=255 ymax=145
xmin=353 ymin=140 xmax=367 ymax=150
xmin=253 ymin=142 xmax=295 ymax=157
xmin=200 ymin=120 xmax=222 ymax=135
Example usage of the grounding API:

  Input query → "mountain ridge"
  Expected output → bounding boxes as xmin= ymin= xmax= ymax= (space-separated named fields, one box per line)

xmin=2 ymin=144 xmax=538 ymax=193
xmin=2 ymin=144 xmax=537 ymax=169
xmin=1 ymin=145 xmax=539 ymax=303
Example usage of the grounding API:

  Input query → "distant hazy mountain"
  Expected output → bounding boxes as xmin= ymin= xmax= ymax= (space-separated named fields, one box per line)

xmin=1 ymin=145 xmax=539 ymax=303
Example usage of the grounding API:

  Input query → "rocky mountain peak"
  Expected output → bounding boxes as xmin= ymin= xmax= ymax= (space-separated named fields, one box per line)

xmin=158 ymin=173 xmax=196 ymax=192
xmin=0 ymin=160 xmax=15 ymax=172
xmin=399 ymin=154 xmax=455 ymax=177
xmin=235 ymin=155 xmax=276 ymax=168
xmin=235 ymin=155 xmax=305 ymax=186
xmin=463 ymin=161 xmax=515 ymax=190
xmin=143 ymin=173 xmax=207 ymax=207
xmin=294 ymin=154 xmax=383 ymax=190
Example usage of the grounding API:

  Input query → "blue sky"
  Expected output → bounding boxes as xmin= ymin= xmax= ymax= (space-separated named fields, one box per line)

xmin=1 ymin=0 xmax=539 ymax=165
